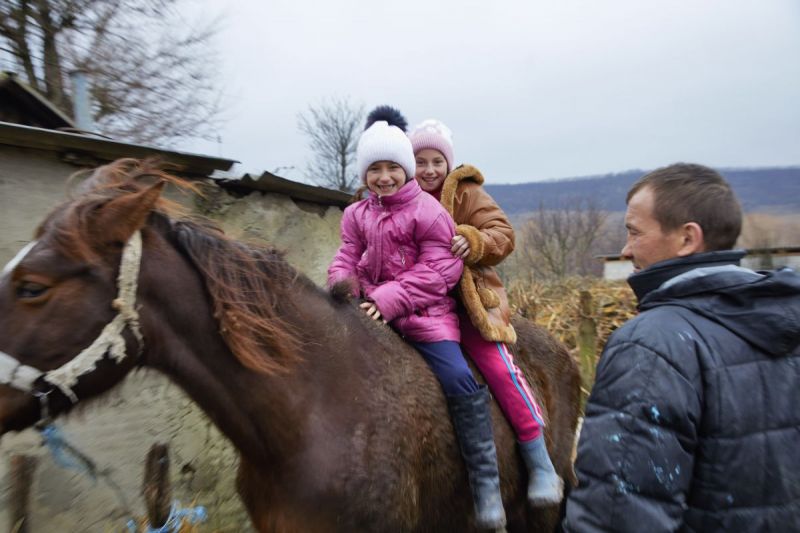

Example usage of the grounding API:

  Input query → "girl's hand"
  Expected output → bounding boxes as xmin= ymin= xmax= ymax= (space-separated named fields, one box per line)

xmin=360 ymin=301 xmax=387 ymax=323
xmin=451 ymin=235 xmax=470 ymax=259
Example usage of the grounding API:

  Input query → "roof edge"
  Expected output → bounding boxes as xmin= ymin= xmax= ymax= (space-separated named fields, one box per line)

xmin=218 ymin=171 xmax=352 ymax=208
xmin=0 ymin=121 xmax=236 ymax=176
xmin=1 ymin=71 xmax=77 ymax=128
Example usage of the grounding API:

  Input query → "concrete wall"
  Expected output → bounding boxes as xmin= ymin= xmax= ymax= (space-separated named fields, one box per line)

xmin=0 ymin=146 xmax=344 ymax=531
xmin=0 ymin=146 xmax=79 ymax=264
xmin=602 ymin=259 xmax=634 ymax=281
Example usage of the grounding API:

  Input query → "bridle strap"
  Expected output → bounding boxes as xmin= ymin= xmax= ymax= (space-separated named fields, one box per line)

xmin=0 ymin=231 xmax=145 ymax=403
xmin=2 ymin=241 xmax=37 ymax=276
xmin=0 ymin=350 xmax=42 ymax=390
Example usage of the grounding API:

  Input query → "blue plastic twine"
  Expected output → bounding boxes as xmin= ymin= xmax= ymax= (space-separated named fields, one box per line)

xmin=126 ymin=501 xmax=208 ymax=533
xmin=39 ymin=423 xmax=98 ymax=480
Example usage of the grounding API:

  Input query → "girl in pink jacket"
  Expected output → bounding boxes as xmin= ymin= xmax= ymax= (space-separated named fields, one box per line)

xmin=328 ymin=106 xmax=507 ymax=530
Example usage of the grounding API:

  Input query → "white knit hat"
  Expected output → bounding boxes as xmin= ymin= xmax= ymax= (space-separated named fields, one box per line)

xmin=356 ymin=120 xmax=416 ymax=183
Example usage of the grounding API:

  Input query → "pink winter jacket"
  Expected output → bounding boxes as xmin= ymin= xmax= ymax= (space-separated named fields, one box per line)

xmin=328 ymin=179 xmax=463 ymax=342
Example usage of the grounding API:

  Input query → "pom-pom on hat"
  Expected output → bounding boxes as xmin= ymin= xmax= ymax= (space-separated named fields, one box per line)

xmin=365 ymin=105 xmax=408 ymax=132
xmin=356 ymin=106 xmax=415 ymax=183
xmin=409 ymin=119 xmax=454 ymax=173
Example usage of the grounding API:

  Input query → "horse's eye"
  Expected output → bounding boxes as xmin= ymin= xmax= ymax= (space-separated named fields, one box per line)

xmin=16 ymin=281 xmax=49 ymax=300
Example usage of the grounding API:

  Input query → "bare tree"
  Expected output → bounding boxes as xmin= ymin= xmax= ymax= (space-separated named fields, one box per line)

xmin=594 ymin=211 xmax=627 ymax=257
xmin=298 ymin=97 xmax=364 ymax=192
xmin=0 ymin=0 xmax=222 ymax=146
xmin=517 ymin=197 xmax=610 ymax=279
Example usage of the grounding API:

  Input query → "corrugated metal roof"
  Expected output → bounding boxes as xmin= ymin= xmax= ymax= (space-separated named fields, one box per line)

xmin=218 ymin=171 xmax=353 ymax=208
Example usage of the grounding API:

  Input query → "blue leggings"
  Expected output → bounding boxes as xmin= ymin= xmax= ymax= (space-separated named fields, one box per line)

xmin=411 ymin=340 xmax=480 ymax=397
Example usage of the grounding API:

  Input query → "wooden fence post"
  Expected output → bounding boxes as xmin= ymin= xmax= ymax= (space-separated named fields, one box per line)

xmin=577 ymin=290 xmax=598 ymax=397
xmin=143 ymin=443 xmax=172 ymax=530
xmin=9 ymin=454 xmax=37 ymax=533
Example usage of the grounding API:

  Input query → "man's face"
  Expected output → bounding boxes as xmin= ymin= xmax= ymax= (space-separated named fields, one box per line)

xmin=622 ymin=187 xmax=686 ymax=273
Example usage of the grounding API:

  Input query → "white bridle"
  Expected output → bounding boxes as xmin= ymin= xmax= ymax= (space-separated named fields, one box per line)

xmin=0 ymin=231 xmax=144 ymax=403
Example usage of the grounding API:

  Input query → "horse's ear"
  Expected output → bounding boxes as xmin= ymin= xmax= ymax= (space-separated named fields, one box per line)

xmin=95 ymin=181 xmax=166 ymax=243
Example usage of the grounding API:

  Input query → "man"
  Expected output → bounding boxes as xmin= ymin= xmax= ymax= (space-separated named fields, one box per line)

xmin=563 ymin=163 xmax=800 ymax=532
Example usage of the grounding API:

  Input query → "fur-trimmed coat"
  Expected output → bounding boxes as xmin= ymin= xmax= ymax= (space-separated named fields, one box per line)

xmin=440 ymin=165 xmax=517 ymax=343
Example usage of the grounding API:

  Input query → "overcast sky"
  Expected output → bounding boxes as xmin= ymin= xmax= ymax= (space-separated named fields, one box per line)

xmin=181 ymin=0 xmax=800 ymax=185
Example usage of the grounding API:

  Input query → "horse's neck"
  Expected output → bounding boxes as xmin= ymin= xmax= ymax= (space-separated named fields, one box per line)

xmin=141 ymin=239 xmax=304 ymax=468
xmin=155 ymin=331 xmax=300 ymax=466
xmin=142 ymin=227 xmax=389 ymax=470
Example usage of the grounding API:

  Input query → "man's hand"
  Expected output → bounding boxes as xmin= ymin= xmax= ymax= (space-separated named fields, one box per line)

xmin=451 ymin=234 xmax=470 ymax=259
xmin=360 ymin=301 xmax=387 ymax=323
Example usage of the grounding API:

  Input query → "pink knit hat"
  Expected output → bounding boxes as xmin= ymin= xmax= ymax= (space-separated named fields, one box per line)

xmin=408 ymin=119 xmax=454 ymax=173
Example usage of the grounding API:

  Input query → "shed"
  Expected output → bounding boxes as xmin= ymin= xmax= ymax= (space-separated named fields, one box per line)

xmin=598 ymin=247 xmax=800 ymax=281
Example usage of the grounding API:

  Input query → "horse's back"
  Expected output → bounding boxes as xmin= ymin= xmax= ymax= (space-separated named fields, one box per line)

xmin=392 ymin=314 xmax=581 ymax=532
xmin=236 ymin=304 xmax=580 ymax=532
xmin=340 ymin=312 xmax=581 ymax=532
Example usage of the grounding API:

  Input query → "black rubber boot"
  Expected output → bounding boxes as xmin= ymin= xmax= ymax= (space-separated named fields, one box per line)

xmin=447 ymin=386 xmax=507 ymax=530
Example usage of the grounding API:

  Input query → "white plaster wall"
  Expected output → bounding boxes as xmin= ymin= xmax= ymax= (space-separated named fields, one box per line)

xmin=602 ymin=260 xmax=634 ymax=281
xmin=0 ymin=146 xmax=80 ymax=265
xmin=0 ymin=149 xmax=344 ymax=532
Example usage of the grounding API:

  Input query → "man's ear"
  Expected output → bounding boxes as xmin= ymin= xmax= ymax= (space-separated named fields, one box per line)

xmin=676 ymin=222 xmax=706 ymax=257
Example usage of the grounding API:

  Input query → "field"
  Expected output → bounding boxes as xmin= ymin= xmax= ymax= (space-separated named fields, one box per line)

xmin=507 ymin=277 xmax=637 ymax=399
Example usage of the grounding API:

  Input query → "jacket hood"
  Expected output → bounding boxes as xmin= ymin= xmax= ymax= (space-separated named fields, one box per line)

xmin=440 ymin=164 xmax=484 ymax=216
xmin=638 ymin=261 xmax=800 ymax=357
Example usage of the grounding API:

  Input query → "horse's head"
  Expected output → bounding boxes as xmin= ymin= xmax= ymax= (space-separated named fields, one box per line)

xmin=0 ymin=160 xmax=168 ymax=434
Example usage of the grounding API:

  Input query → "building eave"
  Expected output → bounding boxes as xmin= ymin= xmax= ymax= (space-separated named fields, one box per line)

xmin=0 ymin=71 xmax=77 ymax=129
xmin=0 ymin=121 xmax=236 ymax=176
xmin=218 ymin=171 xmax=352 ymax=208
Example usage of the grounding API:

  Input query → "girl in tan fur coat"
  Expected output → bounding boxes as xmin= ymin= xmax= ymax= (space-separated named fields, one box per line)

xmin=409 ymin=119 xmax=563 ymax=507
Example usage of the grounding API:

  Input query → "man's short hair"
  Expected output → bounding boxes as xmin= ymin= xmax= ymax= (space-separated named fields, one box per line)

xmin=627 ymin=163 xmax=742 ymax=251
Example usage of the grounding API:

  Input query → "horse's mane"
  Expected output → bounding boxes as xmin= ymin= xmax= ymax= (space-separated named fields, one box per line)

xmin=41 ymin=158 xmax=302 ymax=375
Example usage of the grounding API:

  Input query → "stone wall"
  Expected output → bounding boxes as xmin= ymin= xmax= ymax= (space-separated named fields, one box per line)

xmin=0 ymin=148 xmax=344 ymax=531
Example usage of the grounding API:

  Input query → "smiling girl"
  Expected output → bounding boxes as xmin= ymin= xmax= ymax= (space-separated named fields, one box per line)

xmin=328 ymin=106 xmax=507 ymax=529
xmin=410 ymin=119 xmax=563 ymax=507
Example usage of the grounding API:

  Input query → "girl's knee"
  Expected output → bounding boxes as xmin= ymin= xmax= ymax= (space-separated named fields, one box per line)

xmin=455 ymin=373 xmax=480 ymax=395
xmin=440 ymin=371 xmax=479 ymax=396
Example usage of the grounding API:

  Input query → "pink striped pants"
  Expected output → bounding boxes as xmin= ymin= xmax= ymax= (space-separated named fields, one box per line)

xmin=459 ymin=310 xmax=544 ymax=442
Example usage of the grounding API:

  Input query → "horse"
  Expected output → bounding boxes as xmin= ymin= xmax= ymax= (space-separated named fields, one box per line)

xmin=0 ymin=159 xmax=581 ymax=532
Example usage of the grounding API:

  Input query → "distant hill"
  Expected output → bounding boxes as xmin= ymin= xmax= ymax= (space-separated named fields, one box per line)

xmin=484 ymin=167 xmax=800 ymax=215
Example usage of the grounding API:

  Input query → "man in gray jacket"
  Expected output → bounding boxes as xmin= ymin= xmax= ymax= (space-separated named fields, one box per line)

xmin=563 ymin=163 xmax=800 ymax=532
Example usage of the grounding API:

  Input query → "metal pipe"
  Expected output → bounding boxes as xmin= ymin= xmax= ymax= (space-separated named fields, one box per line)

xmin=69 ymin=69 xmax=94 ymax=132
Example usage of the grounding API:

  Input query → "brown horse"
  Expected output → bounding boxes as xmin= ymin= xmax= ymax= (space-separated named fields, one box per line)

xmin=0 ymin=160 xmax=581 ymax=532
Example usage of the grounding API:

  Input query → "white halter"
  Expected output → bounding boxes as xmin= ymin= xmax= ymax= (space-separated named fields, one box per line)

xmin=0 ymin=231 xmax=144 ymax=403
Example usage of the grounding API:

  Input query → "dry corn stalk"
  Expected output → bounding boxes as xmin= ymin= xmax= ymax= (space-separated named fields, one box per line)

xmin=508 ymin=277 xmax=637 ymax=360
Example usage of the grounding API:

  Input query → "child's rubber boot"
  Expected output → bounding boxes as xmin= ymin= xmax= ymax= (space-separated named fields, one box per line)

xmin=519 ymin=436 xmax=564 ymax=506
xmin=447 ymin=386 xmax=507 ymax=530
